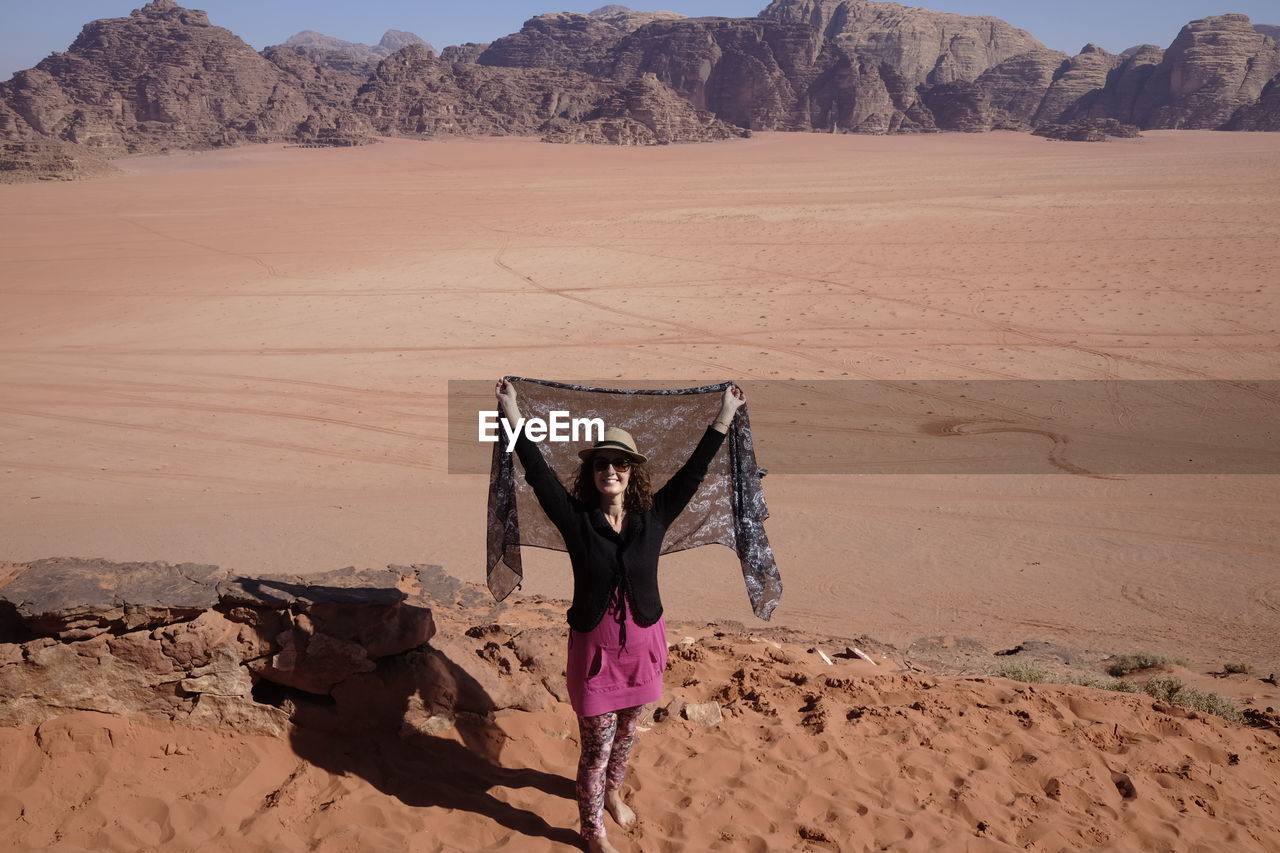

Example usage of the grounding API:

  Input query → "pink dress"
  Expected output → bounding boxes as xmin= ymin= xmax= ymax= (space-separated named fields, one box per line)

xmin=566 ymin=597 xmax=668 ymax=717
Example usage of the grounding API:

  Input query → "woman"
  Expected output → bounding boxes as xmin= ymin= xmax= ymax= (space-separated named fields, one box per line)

xmin=495 ymin=379 xmax=745 ymax=853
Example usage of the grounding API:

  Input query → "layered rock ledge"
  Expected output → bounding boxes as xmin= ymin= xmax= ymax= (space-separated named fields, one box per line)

xmin=0 ymin=559 xmax=462 ymax=735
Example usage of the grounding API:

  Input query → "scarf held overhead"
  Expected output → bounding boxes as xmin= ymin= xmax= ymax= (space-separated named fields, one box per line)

xmin=485 ymin=378 xmax=781 ymax=621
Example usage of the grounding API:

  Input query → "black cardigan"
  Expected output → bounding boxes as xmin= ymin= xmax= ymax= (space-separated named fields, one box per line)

xmin=514 ymin=426 xmax=727 ymax=635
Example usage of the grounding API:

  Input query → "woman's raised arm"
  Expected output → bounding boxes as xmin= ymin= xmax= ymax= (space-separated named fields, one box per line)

xmin=653 ymin=384 xmax=744 ymax=524
xmin=496 ymin=378 xmax=575 ymax=530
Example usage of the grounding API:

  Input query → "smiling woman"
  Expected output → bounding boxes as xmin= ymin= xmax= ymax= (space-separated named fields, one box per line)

xmin=494 ymin=378 xmax=744 ymax=853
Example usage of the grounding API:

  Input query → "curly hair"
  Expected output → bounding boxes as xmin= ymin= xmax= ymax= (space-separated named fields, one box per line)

xmin=572 ymin=454 xmax=654 ymax=514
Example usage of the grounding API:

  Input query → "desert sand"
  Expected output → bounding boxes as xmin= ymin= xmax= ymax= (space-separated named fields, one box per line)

xmin=2 ymin=130 xmax=1278 ymax=849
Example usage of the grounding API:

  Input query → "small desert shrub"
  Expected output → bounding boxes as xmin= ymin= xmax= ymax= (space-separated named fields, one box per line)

xmin=993 ymin=661 xmax=1050 ymax=683
xmin=1106 ymin=652 xmax=1178 ymax=677
xmin=1068 ymin=674 xmax=1139 ymax=693
xmin=1143 ymin=675 xmax=1243 ymax=723
xmin=1223 ymin=662 xmax=1250 ymax=675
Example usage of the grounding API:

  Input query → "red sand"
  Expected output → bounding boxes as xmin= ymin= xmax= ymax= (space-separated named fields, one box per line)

xmin=3 ymin=131 xmax=1277 ymax=668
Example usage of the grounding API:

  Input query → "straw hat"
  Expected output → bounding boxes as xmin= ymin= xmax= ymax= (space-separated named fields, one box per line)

xmin=578 ymin=427 xmax=648 ymax=464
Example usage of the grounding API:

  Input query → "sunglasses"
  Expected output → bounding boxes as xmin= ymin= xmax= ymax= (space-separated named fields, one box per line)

xmin=592 ymin=456 xmax=633 ymax=472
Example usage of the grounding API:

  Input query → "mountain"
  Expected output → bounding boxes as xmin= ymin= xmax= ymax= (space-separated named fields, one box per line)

xmin=0 ymin=0 xmax=314 ymax=153
xmin=352 ymin=44 xmax=746 ymax=143
xmin=1 ymin=0 xmax=1277 ymax=178
xmin=1129 ymin=15 xmax=1280 ymax=129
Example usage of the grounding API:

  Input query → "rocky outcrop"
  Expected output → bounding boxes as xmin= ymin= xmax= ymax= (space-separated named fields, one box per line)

xmin=1131 ymin=15 xmax=1280 ymax=129
xmin=1254 ymin=24 xmax=1280 ymax=42
xmin=543 ymin=72 xmax=749 ymax=144
xmin=1066 ymin=44 xmax=1164 ymax=124
xmin=440 ymin=43 xmax=490 ymax=64
xmin=1224 ymin=72 xmax=1280 ymax=130
xmin=0 ymin=0 xmax=314 ymax=153
xmin=0 ymin=139 xmax=116 ymax=182
xmin=1034 ymin=44 xmax=1122 ymax=124
xmin=607 ymin=17 xmax=929 ymax=133
xmin=759 ymin=0 xmax=1046 ymax=85
xmin=930 ymin=48 xmax=1067 ymax=131
xmin=588 ymin=4 xmax=686 ymax=32
xmin=477 ymin=13 xmax=623 ymax=76
xmin=281 ymin=29 xmax=436 ymax=62
xmin=356 ymin=48 xmax=743 ymax=145
xmin=260 ymin=45 xmax=377 ymax=142
xmin=353 ymin=44 xmax=621 ymax=137
xmin=0 ymin=558 xmax=440 ymax=734
xmin=1032 ymin=117 xmax=1140 ymax=141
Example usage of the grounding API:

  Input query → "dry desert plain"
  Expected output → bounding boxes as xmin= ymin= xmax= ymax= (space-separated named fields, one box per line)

xmin=3 ymin=130 xmax=1277 ymax=665
xmin=3 ymin=130 xmax=1280 ymax=850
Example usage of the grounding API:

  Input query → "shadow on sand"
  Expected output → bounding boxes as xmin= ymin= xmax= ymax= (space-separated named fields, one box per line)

xmin=228 ymin=575 xmax=581 ymax=848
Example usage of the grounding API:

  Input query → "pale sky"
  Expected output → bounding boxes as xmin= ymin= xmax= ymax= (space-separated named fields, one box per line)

xmin=3 ymin=1 xmax=1278 ymax=82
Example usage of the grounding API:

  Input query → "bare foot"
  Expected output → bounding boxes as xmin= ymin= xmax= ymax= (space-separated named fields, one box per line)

xmin=586 ymin=835 xmax=621 ymax=853
xmin=604 ymin=788 xmax=636 ymax=829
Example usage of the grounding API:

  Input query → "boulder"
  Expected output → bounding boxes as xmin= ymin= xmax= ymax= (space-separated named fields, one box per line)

xmin=683 ymin=700 xmax=724 ymax=726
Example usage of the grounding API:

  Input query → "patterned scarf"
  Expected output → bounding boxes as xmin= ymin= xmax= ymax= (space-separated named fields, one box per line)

xmin=486 ymin=377 xmax=781 ymax=621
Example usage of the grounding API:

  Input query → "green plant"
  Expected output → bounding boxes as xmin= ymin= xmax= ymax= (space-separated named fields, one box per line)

xmin=1106 ymin=652 xmax=1176 ymax=677
xmin=1068 ymin=674 xmax=1139 ymax=693
xmin=993 ymin=661 xmax=1050 ymax=683
xmin=1143 ymin=675 xmax=1243 ymax=723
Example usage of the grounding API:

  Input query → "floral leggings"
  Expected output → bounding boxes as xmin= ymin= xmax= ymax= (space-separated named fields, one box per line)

xmin=576 ymin=705 xmax=644 ymax=839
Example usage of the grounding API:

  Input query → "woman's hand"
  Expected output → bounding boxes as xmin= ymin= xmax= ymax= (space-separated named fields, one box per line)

xmin=495 ymin=378 xmax=522 ymax=423
xmin=712 ymin=384 xmax=745 ymax=433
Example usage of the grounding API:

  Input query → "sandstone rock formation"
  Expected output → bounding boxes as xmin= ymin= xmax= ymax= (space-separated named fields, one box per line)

xmin=588 ymin=4 xmax=687 ymax=32
xmin=1032 ymin=118 xmax=1140 ymax=142
xmin=1033 ymin=44 xmax=1122 ymax=125
xmin=543 ymin=72 xmax=749 ymax=144
xmin=607 ymin=17 xmax=930 ymax=133
xmin=477 ymin=13 xmax=623 ymax=76
xmin=1130 ymin=15 xmax=1280 ymax=129
xmin=0 ymin=139 xmax=116 ymax=182
xmin=935 ymin=48 xmax=1067 ymax=131
xmin=1224 ymin=73 xmax=1280 ymax=130
xmin=0 ymin=559 xmax=441 ymax=735
xmin=353 ymin=44 xmax=619 ymax=137
xmin=260 ymin=45 xmax=377 ymax=143
xmin=357 ymin=46 xmax=743 ymax=145
xmin=1066 ymin=44 xmax=1164 ymax=125
xmin=440 ymin=43 xmax=490 ymax=64
xmin=2 ymin=0 xmax=1276 ymax=176
xmin=759 ymin=0 xmax=1046 ymax=85
xmin=281 ymin=29 xmax=436 ymax=62
xmin=1254 ymin=24 xmax=1280 ymax=43
xmin=0 ymin=0 xmax=314 ymax=153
